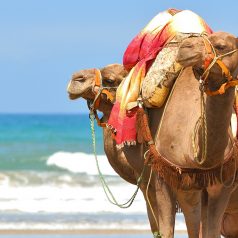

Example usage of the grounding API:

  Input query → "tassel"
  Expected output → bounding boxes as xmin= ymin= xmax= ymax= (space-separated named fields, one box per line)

xmin=136 ymin=107 xmax=161 ymax=164
xmin=136 ymin=107 xmax=153 ymax=143
xmin=146 ymin=144 xmax=161 ymax=164
xmin=136 ymin=108 xmax=145 ymax=143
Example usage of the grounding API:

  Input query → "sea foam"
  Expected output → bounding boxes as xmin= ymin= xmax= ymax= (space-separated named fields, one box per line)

xmin=47 ymin=151 xmax=117 ymax=176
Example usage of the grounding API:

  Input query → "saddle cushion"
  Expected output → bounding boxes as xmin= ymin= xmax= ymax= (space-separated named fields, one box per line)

xmin=142 ymin=34 xmax=185 ymax=107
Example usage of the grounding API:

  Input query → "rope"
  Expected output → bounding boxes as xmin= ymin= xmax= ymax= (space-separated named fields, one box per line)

xmin=201 ymin=34 xmax=238 ymax=82
xmin=90 ymin=111 xmax=162 ymax=237
xmin=156 ymin=68 xmax=184 ymax=138
xmin=192 ymin=34 xmax=237 ymax=164
xmin=145 ymin=164 xmax=162 ymax=238
xmin=192 ymin=87 xmax=208 ymax=165
xmin=148 ymin=68 xmax=185 ymax=238
xmin=89 ymin=111 xmax=145 ymax=208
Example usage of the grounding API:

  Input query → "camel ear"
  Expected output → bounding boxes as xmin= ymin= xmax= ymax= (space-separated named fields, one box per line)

xmin=101 ymin=67 xmax=117 ymax=83
xmin=101 ymin=64 xmax=128 ymax=84
xmin=237 ymin=38 xmax=238 ymax=48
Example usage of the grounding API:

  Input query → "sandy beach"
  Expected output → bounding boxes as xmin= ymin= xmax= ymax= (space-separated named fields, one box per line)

xmin=0 ymin=229 xmax=187 ymax=235
xmin=0 ymin=229 xmax=188 ymax=238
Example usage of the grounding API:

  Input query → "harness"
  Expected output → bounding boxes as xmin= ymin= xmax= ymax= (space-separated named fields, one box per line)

xmin=200 ymin=34 xmax=238 ymax=96
xmin=88 ymin=68 xmax=117 ymax=127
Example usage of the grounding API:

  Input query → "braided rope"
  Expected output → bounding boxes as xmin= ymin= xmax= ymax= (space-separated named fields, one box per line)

xmin=192 ymin=88 xmax=208 ymax=165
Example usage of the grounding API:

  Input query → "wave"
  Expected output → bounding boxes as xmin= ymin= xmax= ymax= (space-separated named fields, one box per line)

xmin=0 ymin=169 xmax=145 ymax=214
xmin=0 ymin=182 xmax=146 ymax=213
xmin=0 ymin=149 xmax=187 ymax=231
xmin=47 ymin=151 xmax=117 ymax=176
xmin=0 ymin=222 xmax=150 ymax=231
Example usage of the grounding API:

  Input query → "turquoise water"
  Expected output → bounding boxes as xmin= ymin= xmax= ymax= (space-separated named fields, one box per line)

xmin=0 ymin=114 xmax=104 ymax=171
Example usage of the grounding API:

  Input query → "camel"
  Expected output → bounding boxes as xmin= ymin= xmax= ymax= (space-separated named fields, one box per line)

xmin=67 ymin=64 xmax=171 ymax=236
xmin=67 ymin=32 xmax=238 ymax=238
xmin=158 ymin=32 xmax=238 ymax=238
xmin=178 ymin=33 xmax=238 ymax=238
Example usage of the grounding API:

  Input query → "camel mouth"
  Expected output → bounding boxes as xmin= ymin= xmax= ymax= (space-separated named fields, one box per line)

xmin=68 ymin=93 xmax=81 ymax=100
xmin=68 ymin=88 xmax=95 ymax=101
xmin=193 ymin=66 xmax=204 ymax=75
xmin=176 ymin=54 xmax=202 ymax=67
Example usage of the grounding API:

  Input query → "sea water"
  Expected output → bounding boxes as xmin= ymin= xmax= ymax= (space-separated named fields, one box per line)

xmin=0 ymin=114 xmax=186 ymax=234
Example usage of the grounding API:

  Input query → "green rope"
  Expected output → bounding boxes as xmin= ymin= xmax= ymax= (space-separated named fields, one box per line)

xmin=89 ymin=111 xmax=145 ymax=208
xmin=153 ymin=231 xmax=163 ymax=238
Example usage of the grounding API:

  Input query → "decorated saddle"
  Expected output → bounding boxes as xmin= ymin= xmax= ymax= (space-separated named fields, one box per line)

xmin=108 ymin=9 xmax=212 ymax=147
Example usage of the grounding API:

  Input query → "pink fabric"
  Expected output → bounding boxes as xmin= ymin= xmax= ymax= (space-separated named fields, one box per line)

xmin=108 ymin=102 xmax=138 ymax=145
xmin=108 ymin=9 xmax=212 ymax=146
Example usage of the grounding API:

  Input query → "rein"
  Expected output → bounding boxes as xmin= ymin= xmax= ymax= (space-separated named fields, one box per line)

xmin=89 ymin=111 xmax=145 ymax=208
xmin=88 ymin=69 xmax=150 ymax=210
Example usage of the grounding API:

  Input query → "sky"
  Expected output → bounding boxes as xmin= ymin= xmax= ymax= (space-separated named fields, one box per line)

xmin=0 ymin=0 xmax=238 ymax=114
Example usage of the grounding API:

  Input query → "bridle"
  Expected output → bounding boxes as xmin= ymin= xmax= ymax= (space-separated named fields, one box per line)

xmin=88 ymin=68 xmax=118 ymax=127
xmin=199 ymin=34 xmax=238 ymax=96
xmin=192 ymin=33 xmax=238 ymax=173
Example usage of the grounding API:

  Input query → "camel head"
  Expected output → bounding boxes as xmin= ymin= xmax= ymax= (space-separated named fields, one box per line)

xmin=67 ymin=64 xmax=128 ymax=114
xmin=177 ymin=32 xmax=238 ymax=91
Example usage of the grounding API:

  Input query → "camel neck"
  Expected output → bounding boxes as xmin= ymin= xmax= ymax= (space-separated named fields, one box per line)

xmin=202 ymin=87 xmax=235 ymax=166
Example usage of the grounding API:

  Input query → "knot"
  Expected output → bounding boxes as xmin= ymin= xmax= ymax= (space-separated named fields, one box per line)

xmin=148 ymin=140 xmax=154 ymax=145
xmin=153 ymin=231 xmax=162 ymax=238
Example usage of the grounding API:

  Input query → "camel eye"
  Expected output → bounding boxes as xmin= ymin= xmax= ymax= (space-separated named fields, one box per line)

xmin=215 ymin=44 xmax=226 ymax=50
xmin=104 ymin=78 xmax=115 ymax=83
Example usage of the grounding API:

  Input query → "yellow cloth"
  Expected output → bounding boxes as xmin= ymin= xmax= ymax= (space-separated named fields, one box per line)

xmin=117 ymin=10 xmax=211 ymax=114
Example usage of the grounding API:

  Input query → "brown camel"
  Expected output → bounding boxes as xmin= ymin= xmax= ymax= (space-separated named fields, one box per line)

xmin=67 ymin=32 xmax=238 ymax=238
xmin=67 ymin=64 xmax=174 ymax=236
xmin=162 ymin=31 xmax=238 ymax=238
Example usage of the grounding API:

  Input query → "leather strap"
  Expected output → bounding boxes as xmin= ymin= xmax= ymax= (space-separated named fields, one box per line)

xmin=201 ymin=36 xmax=238 ymax=96
xmin=216 ymin=59 xmax=232 ymax=81
xmin=92 ymin=69 xmax=114 ymax=111
xmin=91 ymin=68 xmax=115 ymax=128
xmin=203 ymin=37 xmax=214 ymax=71
xmin=206 ymin=80 xmax=238 ymax=96
xmin=94 ymin=110 xmax=107 ymax=128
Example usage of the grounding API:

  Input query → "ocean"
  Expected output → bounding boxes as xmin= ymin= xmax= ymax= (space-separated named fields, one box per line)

xmin=0 ymin=114 xmax=186 ymax=237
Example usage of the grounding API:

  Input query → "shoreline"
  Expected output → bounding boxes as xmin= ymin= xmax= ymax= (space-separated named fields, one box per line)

xmin=0 ymin=229 xmax=187 ymax=235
